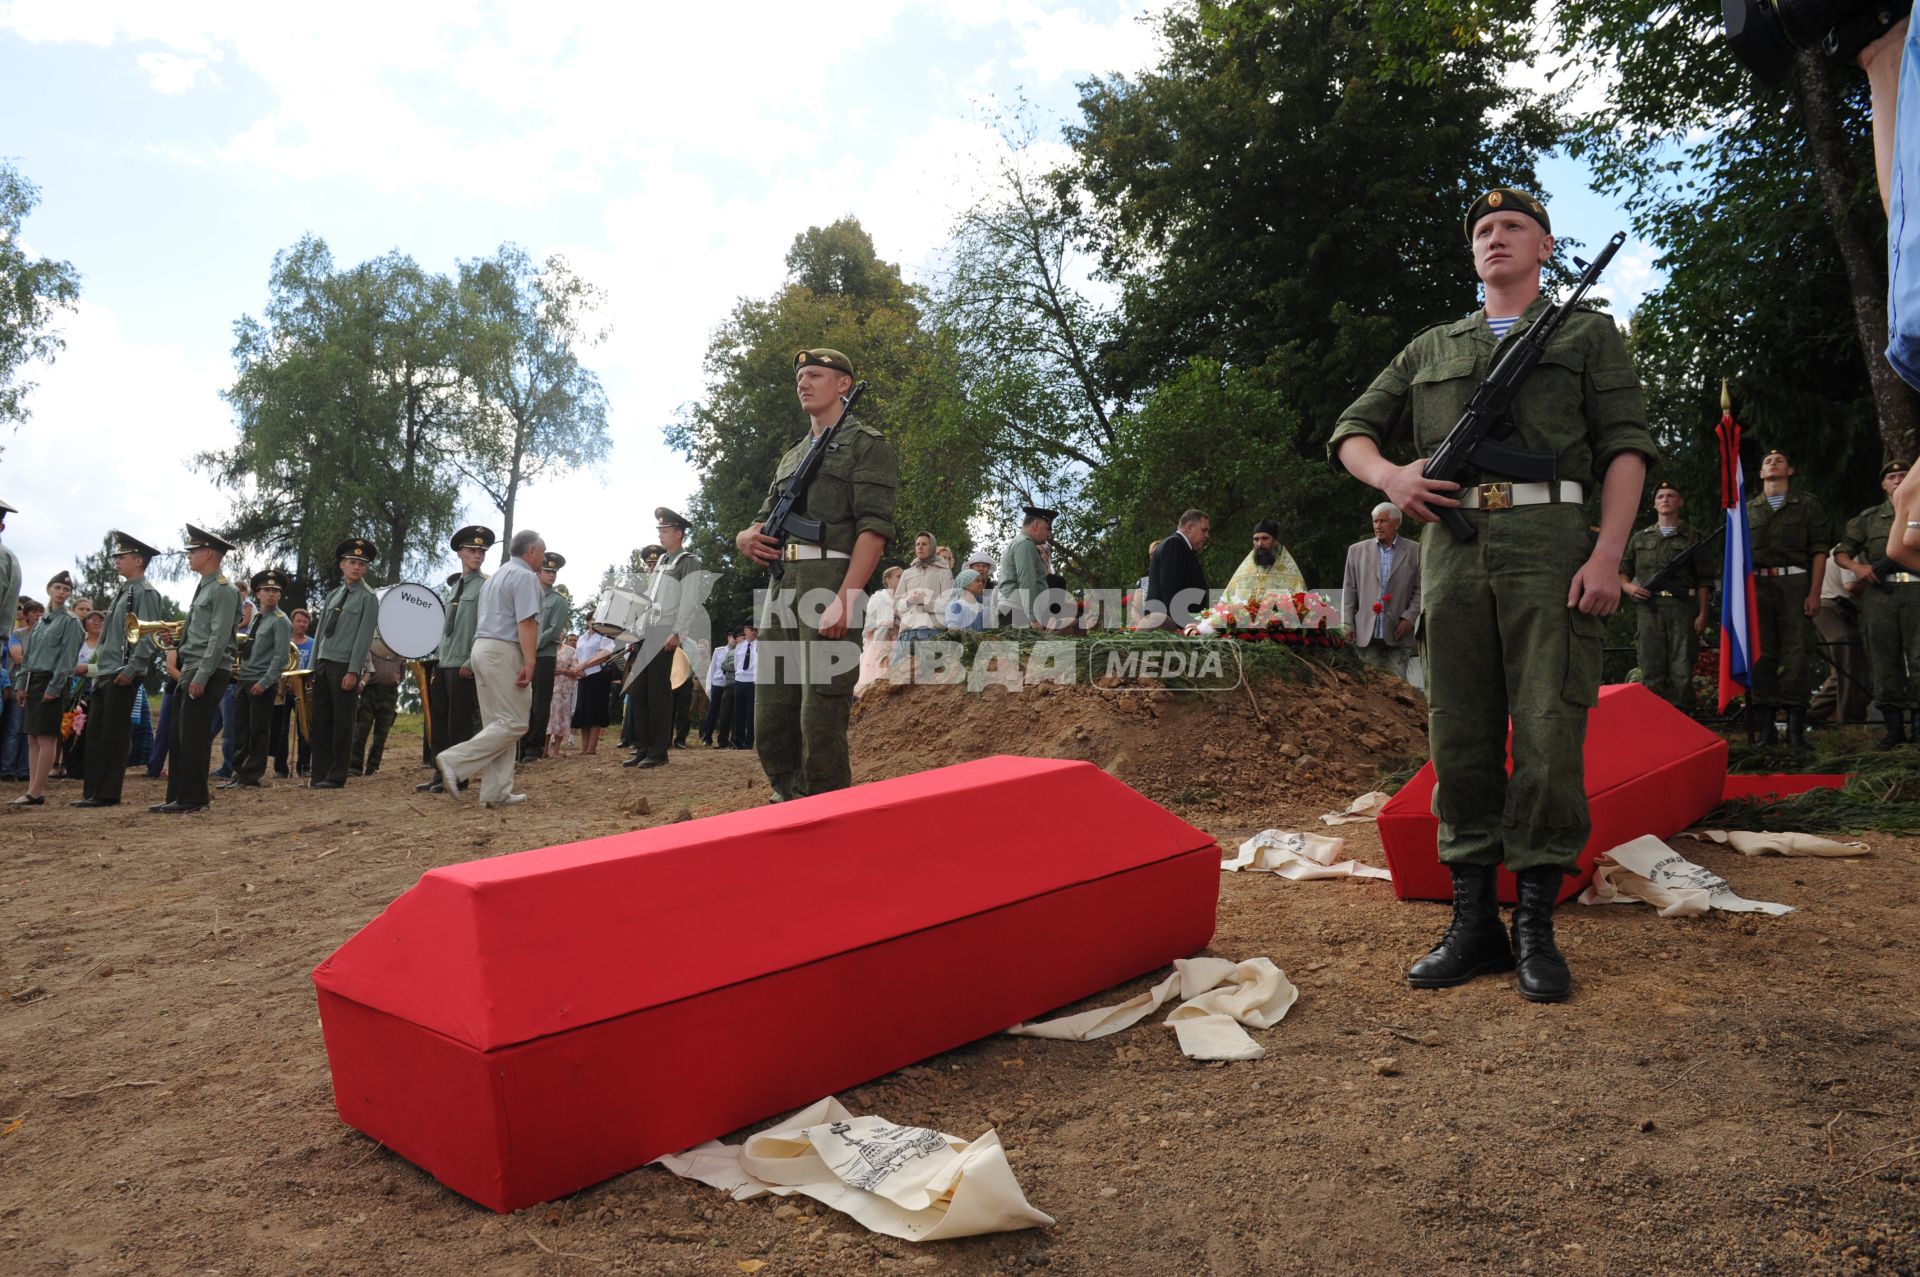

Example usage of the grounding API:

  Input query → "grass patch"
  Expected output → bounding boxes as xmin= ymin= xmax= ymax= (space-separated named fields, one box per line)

xmin=1703 ymin=748 xmax=1920 ymax=835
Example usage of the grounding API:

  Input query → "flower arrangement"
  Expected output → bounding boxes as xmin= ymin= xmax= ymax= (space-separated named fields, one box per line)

xmin=1193 ymin=590 xmax=1346 ymax=648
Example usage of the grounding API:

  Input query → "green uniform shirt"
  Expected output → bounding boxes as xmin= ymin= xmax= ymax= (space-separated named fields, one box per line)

xmin=1327 ymin=298 xmax=1660 ymax=486
xmin=996 ymin=533 xmax=1047 ymax=623
xmin=1746 ymin=490 xmax=1837 ymax=569
xmin=239 ymin=605 xmax=292 ymax=689
xmin=0 ymin=545 xmax=20 ymax=645
xmin=753 ymin=415 xmax=899 ymax=555
xmin=96 ymin=576 xmax=166 ymax=683
xmin=22 ymin=607 xmax=84 ymax=678
xmin=1621 ymin=521 xmax=1712 ymax=594
xmin=441 ymin=570 xmax=486 ymax=667
xmin=314 ymin=579 xmax=379 ymax=669
xmin=1837 ymin=501 xmax=1899 ymax=565
xmin=177 ymin=571 xmax=242 ymax=687
xmin=536 ymin=587 xmax=569 ymax=657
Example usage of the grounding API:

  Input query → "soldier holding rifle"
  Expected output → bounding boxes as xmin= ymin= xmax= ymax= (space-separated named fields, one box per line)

xmin=1619 ymin=482 xmax=1713 ymax=711
xmin=734 ymin=348 xmax=898 ymax=802
xmin=1330 ymin=189 xmax=1658 ymax=1003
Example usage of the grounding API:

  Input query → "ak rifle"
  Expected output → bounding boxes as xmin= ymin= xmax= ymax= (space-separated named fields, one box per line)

xmin=762 ymin=380 xmax=868 ymax=580
xmin=1424 ymin=231 xmax=1627 ymax=543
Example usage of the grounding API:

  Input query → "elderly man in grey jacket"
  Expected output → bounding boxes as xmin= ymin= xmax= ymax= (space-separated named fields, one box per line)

xmin=1340 ymin=503 xmax=1423 ymax=680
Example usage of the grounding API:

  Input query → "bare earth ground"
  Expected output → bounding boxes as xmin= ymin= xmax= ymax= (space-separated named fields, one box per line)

xmin=2 ymin=672 xmax=1916 ymax=1277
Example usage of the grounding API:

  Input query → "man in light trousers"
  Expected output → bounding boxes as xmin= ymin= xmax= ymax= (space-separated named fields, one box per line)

xmin=438 ymin=530 xmax=545 ymax=808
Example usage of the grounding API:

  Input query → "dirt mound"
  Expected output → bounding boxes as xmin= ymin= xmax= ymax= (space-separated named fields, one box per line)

xmin=851 ymin=664 xmax=1429 ymax=828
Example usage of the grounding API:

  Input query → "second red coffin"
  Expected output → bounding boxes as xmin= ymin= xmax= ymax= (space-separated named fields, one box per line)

xmin=313 ymin=756 xmax=1221 ymax=1213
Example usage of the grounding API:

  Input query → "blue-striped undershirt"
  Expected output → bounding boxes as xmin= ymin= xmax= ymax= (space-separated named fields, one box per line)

xmin=1487 ymin=315 xmax=1520 ymax=339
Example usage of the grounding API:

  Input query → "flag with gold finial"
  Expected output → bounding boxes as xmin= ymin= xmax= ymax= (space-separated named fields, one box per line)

xmin=1715 ymin=380 xmax=1759 ymax=713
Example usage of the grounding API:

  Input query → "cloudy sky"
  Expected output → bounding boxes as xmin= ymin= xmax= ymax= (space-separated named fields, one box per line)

xmin=0 ymin=0 xmax=1656 ymax=608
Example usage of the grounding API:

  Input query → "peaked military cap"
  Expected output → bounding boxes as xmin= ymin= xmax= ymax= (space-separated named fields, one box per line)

xmin=450 ymin=525 xmax=497 ymax=552
xmin=110 ymin=530 xmax=160 ymax=559
xmin=1464 ymin=187 xmax=1550 ymax=243
xmin=1022 ymin=505 xmax=1057 ymax=525
xmin=184 ymin=523 xmax=236 ymax=553
xmin=335 ymin=536 xmax=378 ymax=563
xmin=640 ymin=543 xmax=664 ymax=562
xmin=542 ymin=551 xmax=566 ymax=571
xmin=653 ymin=506 xmax=691 ymax=531
xmin=251 ymin=568 xmax=289 ymax=592
xmin=794 ymin=348 xmax=855 ymax=377
xmin=0 ymin=498 xmax=15 ymax=515
xmin=47 ymin=569 xmax=74 ymax=589
xmin=1882 ymin=458 xmax=1912 ymax=478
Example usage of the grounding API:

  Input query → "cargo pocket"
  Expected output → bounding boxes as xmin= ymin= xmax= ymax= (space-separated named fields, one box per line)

xmin=1562 ymin=610 xmax=1605 ymax=708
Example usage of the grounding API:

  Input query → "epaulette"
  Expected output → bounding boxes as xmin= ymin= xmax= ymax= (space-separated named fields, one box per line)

xmin=849 ymin=420 xmax=887 ymax=440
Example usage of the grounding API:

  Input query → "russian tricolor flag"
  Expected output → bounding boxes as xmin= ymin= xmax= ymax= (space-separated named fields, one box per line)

xmin=1716 ymin=406 xmax=1759 ymax=713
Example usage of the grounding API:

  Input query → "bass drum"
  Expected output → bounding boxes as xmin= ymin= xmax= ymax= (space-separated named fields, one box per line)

xmin=371 ymin=581 xmax=448 ymax=661
xmin=591 ymin=587 xmax=651 ymax=643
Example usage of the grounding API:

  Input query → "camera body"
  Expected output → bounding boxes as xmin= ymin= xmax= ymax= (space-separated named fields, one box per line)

xmin=1723 ymin=0 xmax=1913 ymax=83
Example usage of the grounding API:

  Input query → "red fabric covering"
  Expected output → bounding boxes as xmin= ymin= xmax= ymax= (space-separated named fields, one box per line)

xmin=313 ymin=756 xmax=1219 ymax=1212
xmin=1378 ymin=684 xmax=1728 ymax=904
xmin=1720 ymin=773 xmax=1848 ymax=801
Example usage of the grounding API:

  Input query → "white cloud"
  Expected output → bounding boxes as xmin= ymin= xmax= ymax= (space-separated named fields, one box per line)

xmin=135 ymin=49 xmax=216 ymax=94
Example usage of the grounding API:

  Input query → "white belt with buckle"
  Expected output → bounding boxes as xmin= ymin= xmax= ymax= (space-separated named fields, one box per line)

xmin=782 ymin=542 xmax=851 ymax=562
xmin=1454 ymin=480 xmax=1585 ymax=511
xmin=1756 ymin=566 xmax=1808 ymax=577
xmin=1888 ymin=571 xmax=1920 ymax=585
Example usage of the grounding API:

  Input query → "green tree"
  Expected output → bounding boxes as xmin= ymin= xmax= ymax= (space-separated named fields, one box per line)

xmin=0 ymin=160 xmax=81 ymax=437
xmin=454 ymin=245 xmax=613 ymax=561
xmin=204 ymin=236 xmax=473 ymax=598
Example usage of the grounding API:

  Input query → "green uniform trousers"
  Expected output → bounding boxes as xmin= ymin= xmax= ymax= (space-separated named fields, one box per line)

xmin=1861 ymin=582 xmax=1920 ymax=706
xmin=630 ymin=637 xmax=675 ymax=763
xmin=352 ymin=681 xmax=399 ymax=774
xmin=435 ymin=667 xmax=482 ymax=756
xmin=82 ymin=679 xmax=137 ymax=804
xmin=1752 ymin=573 xmax=1816 ymax=707
xmin=309 ymin=659 xmax=360 ymax=786
xmin=233 ymin=681 xmax=278 ymax=784
xmin=755 ymin=556 xmax=863 ymax=801
xmin=1421 ymin=505 xmax=1602 ymax=874
xmin=1633 ymin=597 xmax=1697 ymax=709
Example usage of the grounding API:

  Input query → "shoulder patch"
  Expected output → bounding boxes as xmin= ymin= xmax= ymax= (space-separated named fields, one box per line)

xmin=849 ymin=420 xmax=886 ymax=441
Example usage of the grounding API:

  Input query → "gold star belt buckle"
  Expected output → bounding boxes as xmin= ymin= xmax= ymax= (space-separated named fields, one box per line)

xmin=1477 ymin=482 xmax=1513 ymax=511
xmin=782 ymin=543 xmax=802 ymax=562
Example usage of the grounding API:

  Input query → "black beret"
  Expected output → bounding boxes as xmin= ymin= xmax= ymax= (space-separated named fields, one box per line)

xmin=1464 ymin=188 xmax=1550 ymax=244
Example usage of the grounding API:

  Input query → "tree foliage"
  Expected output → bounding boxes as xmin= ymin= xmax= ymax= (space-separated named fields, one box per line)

xmin=0 ymin=159 xmax=81 ymax=438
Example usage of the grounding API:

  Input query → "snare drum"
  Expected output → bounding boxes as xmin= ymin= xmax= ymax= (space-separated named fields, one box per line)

xmin=371 ymin=582 xmax=447 ymax=660
xmin=590 ymin=587 xmax=652 ymax=643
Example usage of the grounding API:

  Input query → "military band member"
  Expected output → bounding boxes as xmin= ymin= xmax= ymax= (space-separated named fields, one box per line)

xmin=1833 ymin=459 xmax=1919 ymax=749
xmin=226 ymin=569 xmax=291 ymax=788
xmin=13 ymin=570 xmax=85 ymax=806
xmin=735 ymin=348 xmax=898 ymax=801
xmin=415 ymin=570 xmax=461 ymax=781
xmin=309 ymin=537 xmax=380 ymax=789
xmin=433 ymin=526 xmax=493 ymax=776
xmin=1619 ymin=482 xmax=1712 ymax=710
xmin=0 ymin=499 xmax=20 ymax=649
xmin=151 ymin=525 xmax=241 ymax=813
xmin=1746 ymin=449 xmax=1837 ymax=748
xmin=521 ymin=551 xmax=568 ymax=763
xmin=625 ymin=509 xmax=702 ymax=769
xmin=74 ymin=531 xmax=165 ymax=808
xmin=996 ymin=507 xmax=1053 ymax=626
xmin=1331 ymin=187 xmax=1657 ymax=1003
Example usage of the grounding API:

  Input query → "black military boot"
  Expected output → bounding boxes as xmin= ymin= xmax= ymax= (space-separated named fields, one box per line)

xmin=1877 ymin=706 xmax=1909 ymax=751
xmin=1407 ymin=863 xmax=1513 ymax=988
xmin=1511 ymin=867 xmax=1572 ymax=1003
xmin=1784 ymin=706 xmax=1809 ymax=750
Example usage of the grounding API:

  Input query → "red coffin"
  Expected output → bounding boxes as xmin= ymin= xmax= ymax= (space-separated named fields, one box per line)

xmin=1378 ymin=683 xmax=1728 ymax=903
xmin=312 ymin=756 xmax=1220 ymax=1213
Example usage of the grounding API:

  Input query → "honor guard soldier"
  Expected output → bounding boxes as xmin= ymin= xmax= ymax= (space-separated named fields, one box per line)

xmin=521 ymin=550 xmax=568 ymax=763
xmin=1747 ymin=449 xmax=1837 ymax=747
xmin=13 ymin=570 xmax=85 ymax=805
xmin=1833 ymin=459 xmax=1920 ymax=748
xmin=309 ymin=536 xmax=380 ymax=789
xmin=74 ymin=531 xmax=165 ymax=808
xmin=227 ymin=569 xmax=291 ymax=788
xmin=625 ymin=509 xmax=702 ymax=769
xmin=1619 ymin=482 xmax=1713 ymax=710
xmin=426 ymin=525 xmax=493 ymax=787
xmin=734 ymin=348 xmax=898 ymax=800
xmin=996 ymin=507 xmax=1054 ymax=627
xmin=152 ymin=524 xmax=241 ymax=813
xmin=1330 ymin=187 xmax=1658 ymax=1002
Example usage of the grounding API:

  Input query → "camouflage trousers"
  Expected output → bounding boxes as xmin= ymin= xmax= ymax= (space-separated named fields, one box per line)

xmin=1862 ymin=582 xmax=1920 ymax=707
xmin=1633 ymin=596 xmax=1697 ymax=709
xmin=353 ymin=681 xmax=399 ymax=774
xmin=1751 ymin=572 xmax=1816 ymax=707
xmin=1421 ymin=504 xmax=1602 ymax=874
xmin=755 ymin=557 xmax=865 ymax=801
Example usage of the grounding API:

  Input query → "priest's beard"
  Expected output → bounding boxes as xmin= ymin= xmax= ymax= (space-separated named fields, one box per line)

xmin=1253 ymin=546 xmax=1277 ymax=568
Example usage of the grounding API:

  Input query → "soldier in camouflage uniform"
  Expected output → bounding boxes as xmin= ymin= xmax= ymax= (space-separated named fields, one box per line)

xmin=1833 ymin=459 xmax=1919 ymax=749
xmin=1330 ymin=188 xmax=1658 ymax=1003
xmin=1619 ymin=482 xmax=1713 ymax=710
xmin=1745 ymin=449 xmax=1836 ymax=748
xmin=736 ymin=348 xmax=898 ymax=802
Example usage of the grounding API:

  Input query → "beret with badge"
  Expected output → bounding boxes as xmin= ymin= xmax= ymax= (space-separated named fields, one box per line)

xmin=794 ymin=348 xmax=855 ymax=377
xmin=1464 ymin=187 xmax=1550 ymax=244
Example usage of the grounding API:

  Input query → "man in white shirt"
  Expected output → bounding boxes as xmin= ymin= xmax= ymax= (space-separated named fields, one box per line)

xmin=437 ymin=530 xmax=545 ymax=808
xmin=730 ymin=625 xmax=757 ymax=750
xmin=701 ymin=630 xmax=737 ymax=748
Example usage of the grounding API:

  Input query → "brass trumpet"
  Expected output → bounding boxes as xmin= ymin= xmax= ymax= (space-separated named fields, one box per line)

xmin=125 ymin=617 xmax=178 ymax=648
